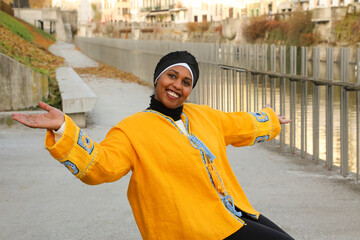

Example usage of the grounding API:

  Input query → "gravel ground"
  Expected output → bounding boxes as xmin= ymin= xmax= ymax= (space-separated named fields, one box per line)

xmin=1 ymin=42 xmax=360 ymax=240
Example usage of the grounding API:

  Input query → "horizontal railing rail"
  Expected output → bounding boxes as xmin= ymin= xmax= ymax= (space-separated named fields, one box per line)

xmin=219 ymin=64 xmax=360 ymax=91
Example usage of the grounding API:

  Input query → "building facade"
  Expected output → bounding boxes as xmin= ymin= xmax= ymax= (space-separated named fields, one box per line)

xmin=101 ymin=0 xmax=131 ymax=22
xmin=74 ymin=0 xmax=360 ymax=27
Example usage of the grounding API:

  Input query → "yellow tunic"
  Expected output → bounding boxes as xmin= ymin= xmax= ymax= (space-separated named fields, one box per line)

xmin=45 ymin=103 xmax=281 ymax=239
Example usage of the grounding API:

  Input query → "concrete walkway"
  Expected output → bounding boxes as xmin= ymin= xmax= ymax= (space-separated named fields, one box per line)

xmin=1 ymin=43 xmax=360 ymax=240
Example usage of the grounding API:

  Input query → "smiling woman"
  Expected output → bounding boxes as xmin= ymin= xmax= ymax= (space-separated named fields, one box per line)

xmin=154 ymin=65 xmax=192 ymax=109
xmin=12 ymin=51 xmax=292 ymax=240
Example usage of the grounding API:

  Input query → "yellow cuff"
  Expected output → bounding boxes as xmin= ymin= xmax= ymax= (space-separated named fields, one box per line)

xmin=45 ymin=114 xmax=78 ymax=161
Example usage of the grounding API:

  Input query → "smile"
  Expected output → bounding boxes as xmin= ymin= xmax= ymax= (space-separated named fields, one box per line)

xmin=167 ymin=90 xmax=180 ymax=99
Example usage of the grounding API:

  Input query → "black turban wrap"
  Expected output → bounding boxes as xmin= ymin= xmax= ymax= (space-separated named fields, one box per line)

xmin=153 ymin=51 xmax=200 ymax=88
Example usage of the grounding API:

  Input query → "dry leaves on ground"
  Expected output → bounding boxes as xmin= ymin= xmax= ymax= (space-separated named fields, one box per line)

xmin=74 ymin=63 xmax=151 ymax=87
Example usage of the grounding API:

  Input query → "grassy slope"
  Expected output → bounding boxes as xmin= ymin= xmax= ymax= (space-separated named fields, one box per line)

xmin=0 ymin=10 xmax=63 ymax=109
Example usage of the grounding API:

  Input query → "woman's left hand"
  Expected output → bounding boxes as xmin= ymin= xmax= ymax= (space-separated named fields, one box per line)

xmin=265 ymin=104 xmax=291 ymax=125
xmin=277 ymin=115 xmax=291 ymax=125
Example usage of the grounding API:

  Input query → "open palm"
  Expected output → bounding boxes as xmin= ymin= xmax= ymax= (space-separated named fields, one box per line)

xmin=12 ymin=102 xmax=65 ymax=130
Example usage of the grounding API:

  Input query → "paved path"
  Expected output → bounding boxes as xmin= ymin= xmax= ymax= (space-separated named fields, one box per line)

xmin=1 ymin=43 xmax=360 ymax=240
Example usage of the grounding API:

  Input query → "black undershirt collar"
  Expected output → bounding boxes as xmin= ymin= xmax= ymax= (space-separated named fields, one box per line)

xmin=147 ymin=95 xmax=183 ymax=121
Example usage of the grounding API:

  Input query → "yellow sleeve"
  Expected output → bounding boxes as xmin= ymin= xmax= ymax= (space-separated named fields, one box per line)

xmin=45 ymin=115 xmax=135 ymax=185
xmin=214 ymin=107 xmax=281 ymax=147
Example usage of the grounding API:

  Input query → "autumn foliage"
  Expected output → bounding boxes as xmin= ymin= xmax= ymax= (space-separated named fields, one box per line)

xmin=335 ymin=13 xmax=360 ymax=44
xmin=243 ymin=12 xmax=315 ymax=46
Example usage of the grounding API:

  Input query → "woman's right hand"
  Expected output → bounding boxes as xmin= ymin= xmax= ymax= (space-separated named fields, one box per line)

xmin=12 ymin=102 xmax=65 ymax=131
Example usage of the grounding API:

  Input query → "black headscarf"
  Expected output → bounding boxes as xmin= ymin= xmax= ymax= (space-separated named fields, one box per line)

xmin=153 ymin=51 xmax=200 ymax=88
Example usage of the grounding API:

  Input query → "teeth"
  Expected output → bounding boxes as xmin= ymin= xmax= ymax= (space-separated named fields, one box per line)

xmin=167 ymin=90 xmax=179 ymax=98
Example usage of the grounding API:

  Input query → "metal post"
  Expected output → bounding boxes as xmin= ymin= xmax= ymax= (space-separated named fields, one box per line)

xmin=301 ymin=47 xmax=308 ymax=158
xmin=221 ymin=44 xmax=226 ymax=111
xmin=340 ymin=48 xmax=349 ymax=177
xmin=280 ymin=46 xmax=286 ymax=147
xmin=357 ymin=48 xmax=360 ymax=180
xmin=312 ymin=47 xmax=320 ymax=163
xmin=254 ymin=45 xmax=259 ymax=111
xmin=270 ymin=45 xmax=276 ymax=111
xmin=261 ymin=44 xmax=268 ymax=107
xmin=228 ymin=45 xmax=233 ymax=111
xmin=326 ymin=47 xmax=334 ymax=170
xmin=290 ymin=46 xmax=297 ymax=153
xmin=232 ymin=45 xmax=237 ymax=112
xmin=226 ymin=68 xmax=231 ymax=112
xmin=246 ymin=45 xmax=251 ymax=112
xmin=207 ymin=44 xmax=212 ymax=108
xmin=215 ymin=43 xmax=220 ymax=110
xmin=238 ymin=45 xmax=244 ymax=111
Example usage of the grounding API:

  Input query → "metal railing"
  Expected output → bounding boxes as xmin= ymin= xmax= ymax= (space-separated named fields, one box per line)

xmin=75 ymin=37 xmax=360 ymax=180
xmin=211 ymin=44 xmax=360 ymax=179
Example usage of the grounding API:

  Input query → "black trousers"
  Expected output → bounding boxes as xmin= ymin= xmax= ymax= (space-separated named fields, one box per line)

xmin=224 ymin=214 xmax=294 ymax=240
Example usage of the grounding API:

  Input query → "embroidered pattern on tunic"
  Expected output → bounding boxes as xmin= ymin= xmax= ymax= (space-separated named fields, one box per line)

xmin=62 ymin=160 xmax=79 ymax=175
xmin=250 ymin=111 xmax=269 ymax=122
xmin=77 ymin=129 xmax=94 ymax=155
xmin=143 ymin=109 xmax=244 ymax=222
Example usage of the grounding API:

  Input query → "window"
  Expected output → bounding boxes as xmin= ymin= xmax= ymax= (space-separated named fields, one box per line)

xmin=202 ymin=15 xmax=207 ymax=22
xmin=229 ymin=7 xmax=233 ymax=19
xmin=194 ymin=15 xmax=198 ymax=22
xmin=268 ymin=3 xmax=272 ymax=14
xmin=123 ymin=8 xmax=129 ymax=15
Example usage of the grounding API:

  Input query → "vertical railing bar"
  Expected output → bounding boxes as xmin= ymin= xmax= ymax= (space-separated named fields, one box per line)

xmin=301 ymin=47 xmax=308 ymax=158
xmin=229 ymin=45 xmax=234 ymax=111
xmin=254 ymin=45 xmax=259 ymax=111
xmin=233 ymin=45 xmax=238 ymax=112
xmin=290 ymin=46 xmax=297 ymax=153
xmin=227 ymin=68 xmax=231 ymax=112
xmin=215 ymin=43 xmax=220 ymax=110
xmin=208 ymin=44 xmax=213 ymax=108
xmin=246 ymin=44 xmax=251 ymax=112
xmin=340 ymin=48 xmax=349 ymax=177
xmin=238 ymin=45 xmax=243 ymax=111
xmin=226 ymin=44 xmax=231 ymax=111
xmin=326 ymin=47 xmax=334 ymax=170
xmin=357 ymin=90 xmax=360 ymax=180
xmin=262 ymin=44 xmax=268 ymax=107
xmin=357 ymin=48 xmax=360 ymax=180
xmin=313 ymin=47 xmax=320 ymax=164
xmin=270 ymin=44 xmax=276 ymax=112
xmin=280 ymin=46 xmax=286 ymax=147
xmin=220 ymin=44 xmax=225 ymax=110
xmin=232 ymin=69 xmax=236 ymax=112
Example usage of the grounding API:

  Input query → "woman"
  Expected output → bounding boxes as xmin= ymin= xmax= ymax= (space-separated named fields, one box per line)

xmin=13 ymin=51 xmax=293 ymax=239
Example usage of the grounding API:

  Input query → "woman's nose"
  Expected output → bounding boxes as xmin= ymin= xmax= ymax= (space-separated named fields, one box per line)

xmin=173 ymin=79 xmax=182 ymax=89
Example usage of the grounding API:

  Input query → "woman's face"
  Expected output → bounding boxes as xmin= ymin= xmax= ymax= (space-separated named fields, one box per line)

xmin=154 ymin=65 xmax=193 ymax=109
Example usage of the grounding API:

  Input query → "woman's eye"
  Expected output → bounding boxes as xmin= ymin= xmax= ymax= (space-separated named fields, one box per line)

xmin=168 ymin=74 xmax=176 ymax=79
xmin=183 ymin=80 xmax=191 ymax=86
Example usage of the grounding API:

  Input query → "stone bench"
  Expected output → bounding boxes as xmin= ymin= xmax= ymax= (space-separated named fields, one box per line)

xmin=56 ymin=67 xmax=97 ymax=127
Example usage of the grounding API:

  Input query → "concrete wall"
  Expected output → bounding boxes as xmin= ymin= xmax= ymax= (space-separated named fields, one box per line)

xmin=14 ymin=8 xmax=77 ymax=43
xmin=0 ymin=53 xmax=49 ymax=111
xmin=61 ymin=10 xmax=78 ymax=33
xmin=14 ymin=8 xmax=44 ymax=26
xmin=311 ymin=7 xmax=347 ymax=44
